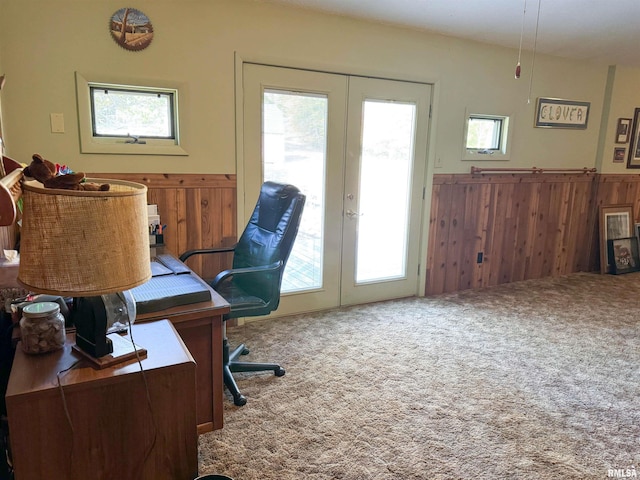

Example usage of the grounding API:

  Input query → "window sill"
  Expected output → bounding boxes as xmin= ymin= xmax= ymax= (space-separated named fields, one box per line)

xmin=462 ymin=150 xmax=510 ymax=162
xmin=79 ymin=142 xmax=188 ymax=156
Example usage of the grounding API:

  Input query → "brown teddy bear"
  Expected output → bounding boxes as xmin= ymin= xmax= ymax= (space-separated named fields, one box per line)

xmin=23 ymin=154 xmax=109 ymax=191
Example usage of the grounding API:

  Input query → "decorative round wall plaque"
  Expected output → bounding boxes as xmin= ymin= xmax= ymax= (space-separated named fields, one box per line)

xmin=110 ymin=7 xmax=154 ymax=51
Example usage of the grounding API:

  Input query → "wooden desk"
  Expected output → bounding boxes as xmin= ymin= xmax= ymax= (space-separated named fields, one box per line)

xmin=136 ymin=255 xmax=230 ymax=433
xmin=6 ymin=320 xmax=198 ymax=480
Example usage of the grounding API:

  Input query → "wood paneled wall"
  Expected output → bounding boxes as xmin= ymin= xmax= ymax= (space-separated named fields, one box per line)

xmin=101 ymin=171 xmax=640 ymax=297
xmin=426 ymin=173 xmax=598 ymax=295
xmin=103 ymin=173 xmax=237 ymax=281
xmin=426 ymin=172 xmax=640 ymax=295
xmin=595 ymin=174 xmax=640 ymax=214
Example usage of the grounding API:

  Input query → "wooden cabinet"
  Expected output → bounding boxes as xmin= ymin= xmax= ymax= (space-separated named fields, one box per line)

xmin=6 ymin=320 xmax=198 ymax=480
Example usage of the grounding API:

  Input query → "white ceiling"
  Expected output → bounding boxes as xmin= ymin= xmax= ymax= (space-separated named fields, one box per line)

xmin=262 ymin=0 xmax=640 ymax=68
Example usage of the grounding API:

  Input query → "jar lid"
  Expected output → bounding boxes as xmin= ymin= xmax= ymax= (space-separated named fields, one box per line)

xmin=23 ymin=301 xmax=61 ymax=318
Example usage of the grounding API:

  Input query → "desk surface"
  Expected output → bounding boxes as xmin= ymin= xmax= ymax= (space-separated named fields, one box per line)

xmin=137 ymin=250 xmax=230 ymax=324
xmin=137 ymin=285 xmax=229 ymax=324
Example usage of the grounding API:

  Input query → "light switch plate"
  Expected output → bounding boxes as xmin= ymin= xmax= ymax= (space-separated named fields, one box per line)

xmin=50 ymin=113 xmax=64 ymax=133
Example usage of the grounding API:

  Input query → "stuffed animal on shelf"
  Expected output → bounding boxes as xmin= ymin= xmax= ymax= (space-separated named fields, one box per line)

xmin=23 ymin=154 xmax=109 ymax=191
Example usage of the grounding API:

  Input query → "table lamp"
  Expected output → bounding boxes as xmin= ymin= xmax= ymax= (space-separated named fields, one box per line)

xmin=17 ymin=177 xmax=151 ymax=367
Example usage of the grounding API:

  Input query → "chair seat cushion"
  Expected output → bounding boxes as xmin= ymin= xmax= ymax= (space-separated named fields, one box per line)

xmin=216 ymin=282 xmax=272 ymax=318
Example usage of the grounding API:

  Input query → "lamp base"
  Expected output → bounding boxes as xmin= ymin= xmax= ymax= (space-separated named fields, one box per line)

xmin=73 ymin=333 xmax=147 ymax=369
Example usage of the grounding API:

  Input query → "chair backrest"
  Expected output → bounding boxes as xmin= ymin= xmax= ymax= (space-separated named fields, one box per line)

xmin=232 ymin=181 xmax=305 ymax=308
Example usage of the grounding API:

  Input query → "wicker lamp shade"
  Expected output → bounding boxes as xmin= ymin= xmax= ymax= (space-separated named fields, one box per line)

xmin=18 ymin=179 xmax=151 ymax=296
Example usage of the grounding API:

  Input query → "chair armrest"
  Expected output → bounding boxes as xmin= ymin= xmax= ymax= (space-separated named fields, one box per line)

xmin=179 ymin=246 xmax=236 ymax=262
xmin=211 ymin=260 xmax=283 ymax=289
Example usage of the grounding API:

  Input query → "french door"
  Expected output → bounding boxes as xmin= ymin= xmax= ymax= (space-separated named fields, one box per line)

xmin=242 ymin=63 xmax=431 ymax=315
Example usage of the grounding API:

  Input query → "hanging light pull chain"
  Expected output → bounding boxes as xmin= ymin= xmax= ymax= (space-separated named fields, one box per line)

xmin=515 ymin=0 xmax=527 ymax=79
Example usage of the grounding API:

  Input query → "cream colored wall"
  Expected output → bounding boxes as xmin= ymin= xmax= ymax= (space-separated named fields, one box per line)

xmin=0 ymin=0 xmax=620 ymax=175
xmin=600 ymin=66 xmax=640 ymax=174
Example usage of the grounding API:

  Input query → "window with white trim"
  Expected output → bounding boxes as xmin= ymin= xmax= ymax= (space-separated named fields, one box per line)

xmin=75 ymin=72 xmax=187 ymax=156
xmin=462 ymin=111 xmax=512 ymax=161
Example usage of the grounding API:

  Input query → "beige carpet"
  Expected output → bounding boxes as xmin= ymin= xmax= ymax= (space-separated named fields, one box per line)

xmin=197 ymin=272 xmax=639 ymax=479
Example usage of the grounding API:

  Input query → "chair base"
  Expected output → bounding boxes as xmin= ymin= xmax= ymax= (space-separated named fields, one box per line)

xmin=223 ymin=339 xmax=285 ymax=406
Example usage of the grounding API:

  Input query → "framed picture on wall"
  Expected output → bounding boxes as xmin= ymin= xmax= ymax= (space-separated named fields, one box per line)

xmin=534 ymin=97 xmax=590 ymax=129
xmin=614 ymin=147 xmax=626 ymax=163
xmin=616 ymin=117 xmax=632 ymax=143
xmin=626 ymin=108 xmax=640 ymax=168
xmin=607 ymin=237 xmax=640 ymax=274
xmin=599 ymin=204 xmax=634 ymax=274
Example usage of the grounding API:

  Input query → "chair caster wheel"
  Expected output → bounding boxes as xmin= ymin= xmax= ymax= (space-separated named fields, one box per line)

xmin=275 ymin=367 xmax=285 ymax=377
xmin=241 ymin=347 xmax=250 ymax=355
xmin=233 ymin=394 xmax=247 ymax=406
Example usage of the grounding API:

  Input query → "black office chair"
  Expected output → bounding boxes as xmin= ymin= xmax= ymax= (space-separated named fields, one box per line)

xmin=180 ymin=181 xmax=306 ymax=406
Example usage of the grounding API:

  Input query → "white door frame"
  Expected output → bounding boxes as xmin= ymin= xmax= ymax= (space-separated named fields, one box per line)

xmin=233 ymin=52 xmax=441 ymax=308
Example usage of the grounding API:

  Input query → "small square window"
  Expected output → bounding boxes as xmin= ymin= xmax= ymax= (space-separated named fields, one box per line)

xmin=462 ymin=111 xmax=512 ymax=161
xmin=466 ymin=116 xmax=503 ymax=151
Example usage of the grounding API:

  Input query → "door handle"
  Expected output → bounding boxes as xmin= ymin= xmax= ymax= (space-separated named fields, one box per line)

xmin=345 ymin=209 xmax=362 ymax=219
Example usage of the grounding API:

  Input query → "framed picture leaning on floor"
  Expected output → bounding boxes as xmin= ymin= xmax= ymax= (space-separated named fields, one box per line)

xmin=607 ymin=236 xmax=640 ymax=274
xmin=599 ymin=204 xmax=634 ymax=274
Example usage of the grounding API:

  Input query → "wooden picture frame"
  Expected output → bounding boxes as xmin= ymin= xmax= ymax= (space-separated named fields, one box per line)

xmin=616 ymin=117 xmax=632 ymax=144
xmin=534 ymin=97 xmax=590 ymax=129
xmin=607 ymin=236 xmax=640 ymax=274
xmin=599 ymin=204 xmax=634 ymax=274
xmin=627 ymin=108 xmax=640 ymax=168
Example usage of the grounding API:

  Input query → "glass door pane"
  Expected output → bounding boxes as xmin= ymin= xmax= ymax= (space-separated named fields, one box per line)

xmin=243 ymin=63 xmax=347 ymax=316
xmin=262 ymin=90 xmax=327 ymax=293
xmin=356 ymin=100 xmax=416 ymax=283
xmin=341 ymin=76 xmax=431 ymax=306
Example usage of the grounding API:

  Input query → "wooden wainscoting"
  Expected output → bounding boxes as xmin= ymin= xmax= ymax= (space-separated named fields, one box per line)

xmin=595 ymin=174 xmax=640 ymax=218
xmin=426 ymin=173 xmax=598 ymax=295
xmin=102 ymin=172 xmax=640 ymax=297
xmin=101 ymin=173 xmax=237 ymax=280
